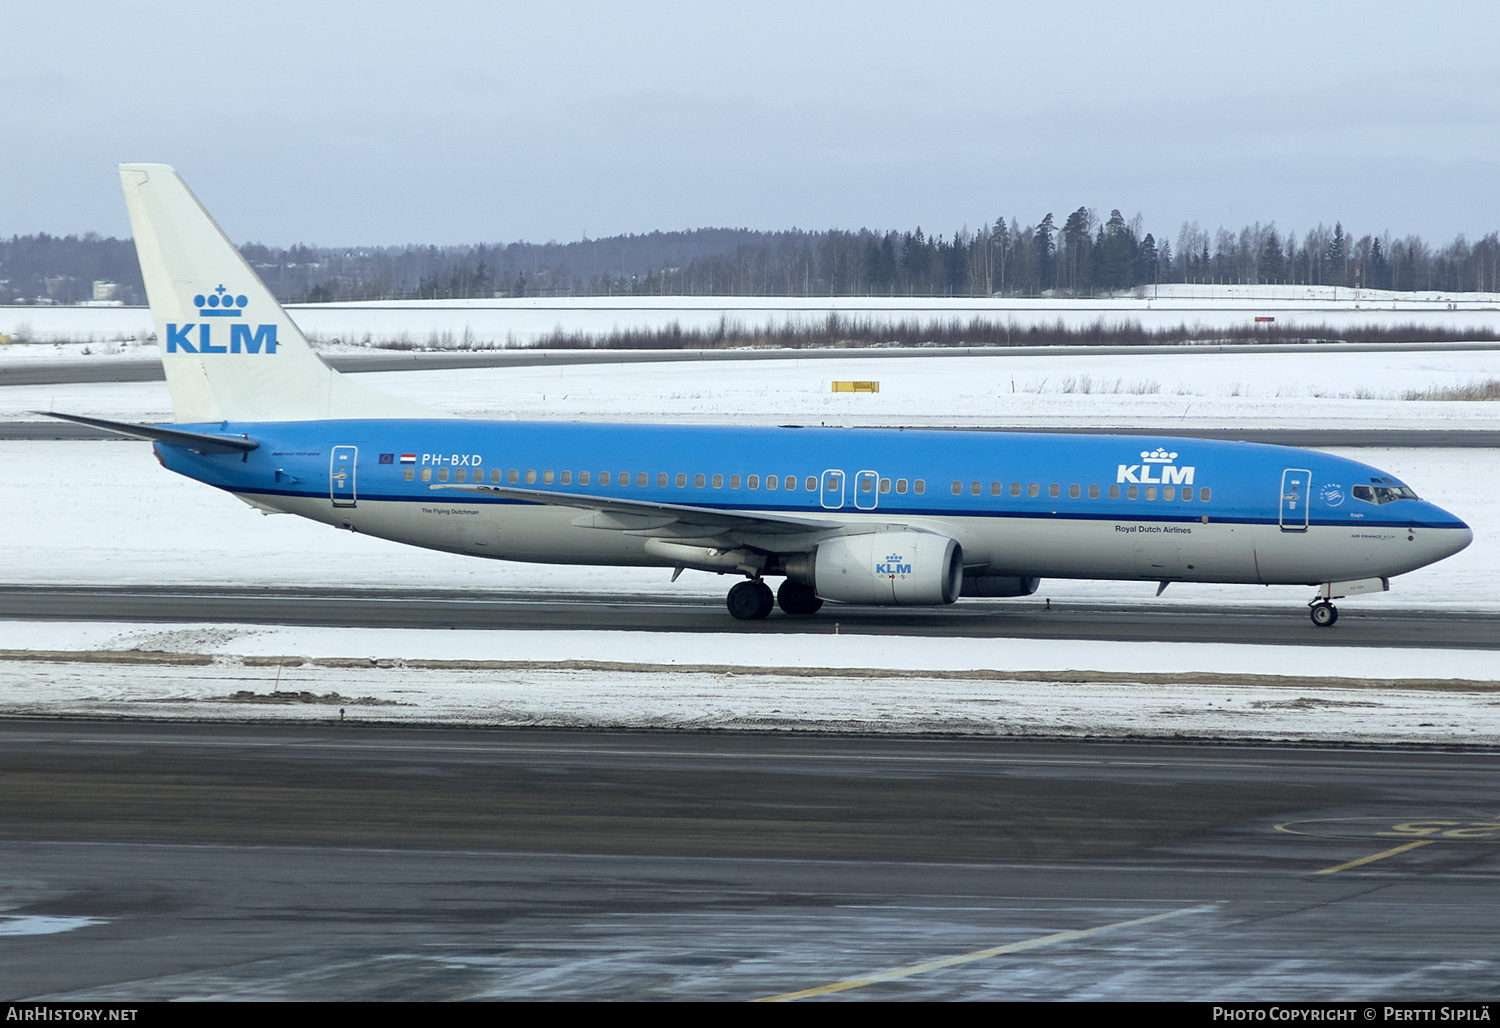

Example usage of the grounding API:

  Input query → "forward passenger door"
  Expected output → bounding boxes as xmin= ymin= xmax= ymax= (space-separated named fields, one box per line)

xmin=1279 ymin=468 xmax=1310 ymax=531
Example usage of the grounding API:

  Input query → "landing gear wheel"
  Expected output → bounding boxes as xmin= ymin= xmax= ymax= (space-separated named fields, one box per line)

xmin=777 ymin=579 xmax=823 ymax=616
xmin=1310 ymin=601 xmax=1338 ymax=627
xmin=727 ymin=580 xmax=775 ymax=620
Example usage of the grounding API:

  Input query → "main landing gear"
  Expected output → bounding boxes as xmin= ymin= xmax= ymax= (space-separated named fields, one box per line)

xmin=727 ymin=580 xmax=774 ymax=620
xmin=1309 ymin=600 xmax=1338 ymax=627
xmin=777 ymin=579 xmax=823 ymax=616
xmin=726 ymin=579 xmax=825 ymax=620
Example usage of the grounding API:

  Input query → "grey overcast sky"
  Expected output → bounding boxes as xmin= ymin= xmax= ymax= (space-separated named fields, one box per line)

xmin=5 ymin=1 xmax=1498 ymax=246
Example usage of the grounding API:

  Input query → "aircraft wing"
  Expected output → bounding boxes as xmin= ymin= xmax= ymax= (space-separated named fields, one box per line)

xmin=429 ymin=482 xmax=842 ymax=536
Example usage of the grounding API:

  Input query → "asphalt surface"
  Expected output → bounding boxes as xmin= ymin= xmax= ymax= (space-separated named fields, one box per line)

xmin=1 ymin=585 xmax=1495 ymax=650
xmin=3 ymin=721 xmax=1499 ymax=1000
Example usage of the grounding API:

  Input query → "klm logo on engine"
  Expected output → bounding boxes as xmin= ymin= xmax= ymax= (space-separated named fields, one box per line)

xmin=1118 ymin=447 xmax=1195 ymax=485
xmin=165 ymin=284 xmax=277 ymax=354
xmin=875 ymin=553 xmax=912 ymax=575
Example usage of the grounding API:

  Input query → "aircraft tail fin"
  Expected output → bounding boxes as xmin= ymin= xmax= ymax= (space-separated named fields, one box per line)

xmin=119 ymin=164 xmax=452 ymax=424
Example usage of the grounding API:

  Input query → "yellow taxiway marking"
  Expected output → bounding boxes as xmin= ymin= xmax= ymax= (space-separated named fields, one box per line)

xmin=754 ymin=903 xmax=1218 ymax=1002
xmin=1314 ymin=839 xmax=1434 ymax=875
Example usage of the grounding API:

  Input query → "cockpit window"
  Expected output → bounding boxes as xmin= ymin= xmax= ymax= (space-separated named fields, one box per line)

xmin=1352 ymin=484 xmax=1419 ymax=504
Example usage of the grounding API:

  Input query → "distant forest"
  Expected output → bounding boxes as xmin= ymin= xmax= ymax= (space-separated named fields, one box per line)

xmin=5 ymin=209 xmax=1500 ymax=304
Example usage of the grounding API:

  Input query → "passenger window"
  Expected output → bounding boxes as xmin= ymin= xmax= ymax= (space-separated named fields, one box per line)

xmin=695 ymin=474 xmax=706 ymax=488
xmin=991 ymin=482 xmax=1002 ymax=496
xmin=559 ymin=471 xmax=570 ymax=485
xmin=490 ymin=469 xmax=501 ymax=483
xmin=880 ymin=478 xmax=891 ymax=493
xmin=1163 ymin=486 xmax=1175 ymax=500
xmin=1109 ymin=485 xmax=1120 ymax=499
xmin=619 ymin=471 xmax=629 ymax=485
xmin=1027 ymin=483 xmax=1039 ymax=497
xmin=543 ymin=470 xmax=554 ymax=485
xmin=860 ymin=477 xmax=873 ymax=493
xmin=657 ymin=473 xmax=667 ymax=487
xmin=1145 ymin=486 xmax=1156 ymax=500
xmin=1088 ymin=484 xmax=1098 ymax=498
xmin=786 ymin=476 xmax=797 ymax=490
xmin=766 ymin=475 xmax=778 ymax=490
xmin=712 ymin=474 xmax=723 ymax=488
xmin=951 ymin=481 xmax=962 ymax=495
xmin=404 ymin=468 xmax=414 ymax=482
xmin=1200 ymin=487 xmax=1211 ymax=502
xmin=439 ymin=468 xmax=450 ymax=482
xmin=525 ymin=470 xmax=536 ymax=484
xmin=1182 ymin=487 xmax=1192 ymax=501
xmin=637 ymin=473 xmax=647 ymax=487
xmin=914 ymin=480 xmax=925 ymax=494
xmin=600 ymin=472 xmax=611 ymax=485
xmin=421 ymin=468 xmax=432 ymax=482
xmin=971 ymin=481 xmax=981 ymax=495
xmin=731 ymin=475 xmax=741 ymax=489
xmin=1069 ymin=484 xmax=1080 ymax=498
xmin=895 ymin=479 xmax=907 ymax=494
xmin=1049 ymin=484 xmax=1060 ymax=498
xmin=508 ymin=469 xmax=520 ymax=484
xmin=456 ymin=469 xmax=467 ymax=483
xmin=1128 ymin=485 xmax=1139 ymax=499
xmin=806 ymin=476 xmax=817 ymax=491
xmin=748 ymin=475 xmax=759 ymax=489
xmin=677 ymin=473 xmax=687 ymax=487
xmin=580 ymin=471 xmax=591 ymax=485
xmin=1010 ymin=482 xmax=1021 ymax=497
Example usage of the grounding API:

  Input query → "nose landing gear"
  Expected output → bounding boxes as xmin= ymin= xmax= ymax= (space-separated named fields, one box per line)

xmin=727 ymin=579 xmax=775 ymax=620
xmin=1309 ymin=600 xmax=1338 ymax=627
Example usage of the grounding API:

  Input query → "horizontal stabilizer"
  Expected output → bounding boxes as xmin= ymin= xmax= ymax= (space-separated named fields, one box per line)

xmin=38 ymin=411 xmax=258 ymax=454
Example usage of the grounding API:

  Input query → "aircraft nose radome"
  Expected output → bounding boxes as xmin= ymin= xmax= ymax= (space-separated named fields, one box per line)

xmin=1447 ymin=524 xmax=1475 ymax=557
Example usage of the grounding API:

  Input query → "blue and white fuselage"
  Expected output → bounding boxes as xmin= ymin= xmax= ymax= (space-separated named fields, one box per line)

xmin=90 ymin=164 xmax=1472 ymax=625
xmin=155 ymin=418 xmax=1471 ymax=610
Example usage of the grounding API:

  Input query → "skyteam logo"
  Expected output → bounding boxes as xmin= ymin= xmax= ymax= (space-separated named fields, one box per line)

xmin=875 ymin=553 xmax=912 ymax=576
xmin=166 ymin=284 xmax=278 ymax=355
xmin=1117 ymin=447 xmax=1196 ymax=485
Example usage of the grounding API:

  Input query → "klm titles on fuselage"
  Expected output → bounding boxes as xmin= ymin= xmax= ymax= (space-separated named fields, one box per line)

xmin=1118 ymin=448 xmax=1196 ymax=485
xmin=165 ymin=284 xmax=277 ymax=354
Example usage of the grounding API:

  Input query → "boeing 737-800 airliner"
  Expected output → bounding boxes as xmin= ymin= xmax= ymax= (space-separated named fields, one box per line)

xmin=51 ymin=165 xmax=1473 ymax=625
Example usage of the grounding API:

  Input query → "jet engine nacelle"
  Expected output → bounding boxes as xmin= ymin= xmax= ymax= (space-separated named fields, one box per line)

xmin=801 ymin=531 xmax=963 ymax=606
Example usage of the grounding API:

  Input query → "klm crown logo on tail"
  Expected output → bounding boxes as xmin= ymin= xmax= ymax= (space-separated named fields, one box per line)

xmin=167 ymin=283 xmax=278 ymax=354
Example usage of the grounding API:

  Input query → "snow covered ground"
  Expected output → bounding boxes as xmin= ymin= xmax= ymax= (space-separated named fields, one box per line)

xmin=6 ymin=285 xmax=1500 ymax=352
xmin=2 ymin=620 xmax=1497 ymax=745
xmin=5 ymin=349 xmax=1500 ymax=432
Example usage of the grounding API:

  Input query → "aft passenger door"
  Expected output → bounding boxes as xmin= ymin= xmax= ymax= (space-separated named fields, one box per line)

xmin=331 ymin=446 xmax=358 ymax=508
xmin=1279 ymin=468 xmax=1309 ymax=531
